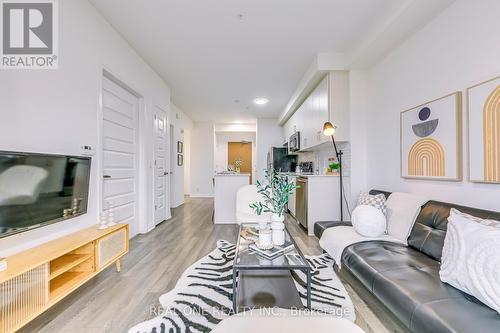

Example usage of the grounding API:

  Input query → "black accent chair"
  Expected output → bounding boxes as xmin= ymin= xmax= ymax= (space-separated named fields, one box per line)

xmin=315 ymin=190 xmax=500 ymax=333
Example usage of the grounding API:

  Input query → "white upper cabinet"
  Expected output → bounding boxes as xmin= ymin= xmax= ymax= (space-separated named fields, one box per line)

xmin=328 ymin=71 xmax=349 ymax=142
xmin=313 ymin=76 xmax=329 ymax=146
xmin=283 ymin=71 xmax=349 ymax=151
xmin=301 ymin=96 xmax=313 ymax=149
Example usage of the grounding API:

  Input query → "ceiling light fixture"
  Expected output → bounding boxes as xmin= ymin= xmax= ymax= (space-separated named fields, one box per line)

xmin=253 ymin=97 xmax=269 ymax=105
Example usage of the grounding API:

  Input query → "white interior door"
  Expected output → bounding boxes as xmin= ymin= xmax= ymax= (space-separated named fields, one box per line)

xmin=169 ymin=124 xmax=175 ymax=208
xmin=102 ymin=76 xmax=139 ymax=236
xmin=154 ymin=105 xmax=170 ymax=224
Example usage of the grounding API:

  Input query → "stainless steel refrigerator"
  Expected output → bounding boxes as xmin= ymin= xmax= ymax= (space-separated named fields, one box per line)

xmin=267 ymin=147 xmax=297 ymax=172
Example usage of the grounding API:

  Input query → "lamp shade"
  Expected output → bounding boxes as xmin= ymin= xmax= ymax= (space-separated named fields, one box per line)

xmin=323 ymin=122 xmax=336 ymax=136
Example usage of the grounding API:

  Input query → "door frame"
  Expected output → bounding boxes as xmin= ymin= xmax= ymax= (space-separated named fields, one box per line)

xmin=98 ymin=69 xmax=145 ymax=237
xmin=169 ymin=123 xmax=175 ymax=209
xmin=153 ymin=104 xmax=171 ymax=224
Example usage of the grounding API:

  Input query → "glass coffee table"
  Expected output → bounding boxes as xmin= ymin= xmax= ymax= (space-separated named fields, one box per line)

xmin=232 ymin=223 xmax=312 ymax=312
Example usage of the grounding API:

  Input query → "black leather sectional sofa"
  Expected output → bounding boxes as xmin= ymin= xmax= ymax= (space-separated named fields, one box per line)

xmin=314 ymin=190 xmax=500 ymax=333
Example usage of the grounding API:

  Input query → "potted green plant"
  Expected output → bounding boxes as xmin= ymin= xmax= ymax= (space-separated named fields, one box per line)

xmin=329 ymin=162 xmax=340 ymax=174
xmin=250 ymin=169 xmax=298 ymax=245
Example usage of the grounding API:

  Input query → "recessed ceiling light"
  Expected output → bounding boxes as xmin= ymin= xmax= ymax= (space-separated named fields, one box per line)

xmin=253 ymin=97 xmax=269 ymax=105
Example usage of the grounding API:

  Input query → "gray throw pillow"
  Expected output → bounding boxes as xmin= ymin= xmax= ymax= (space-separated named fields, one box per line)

xmin=357 ymin=192 xmax=387 ymax=215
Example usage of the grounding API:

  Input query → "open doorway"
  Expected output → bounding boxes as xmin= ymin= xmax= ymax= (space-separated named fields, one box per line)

xmin=214 ymin=131 xmax=256 ymax=183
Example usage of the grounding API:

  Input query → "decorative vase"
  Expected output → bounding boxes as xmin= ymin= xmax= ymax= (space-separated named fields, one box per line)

xmin=258 ymin=227 xmax=272 ymax=247
xmin=271 ymin=213 xmax=285 ymax=223
xmin=271 ymin=214 xmax=285 ymax=246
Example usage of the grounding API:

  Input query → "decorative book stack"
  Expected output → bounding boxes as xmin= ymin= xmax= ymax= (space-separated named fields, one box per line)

xmin=249 ymin=239 xmax=294 ymax=259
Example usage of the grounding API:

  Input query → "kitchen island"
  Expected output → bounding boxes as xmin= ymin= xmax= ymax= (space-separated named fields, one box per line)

xmin=214 ymin=173 xmax=250 ymax=224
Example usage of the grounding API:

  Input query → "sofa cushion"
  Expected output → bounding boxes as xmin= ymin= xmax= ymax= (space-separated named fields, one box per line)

xmin=321 ymin=227 xmax=403 ymax=265
xmin=410 ymin=297 xmax=500 ymax=333
xmin=314 ymin=220 xmax=352 ymax=238
xmin=342 ymin=241 xmax=500 ymax=333
xmin=408 ymin=200 xmax=500 ymax=261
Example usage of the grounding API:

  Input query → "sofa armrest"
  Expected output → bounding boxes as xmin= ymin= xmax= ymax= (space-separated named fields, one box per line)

xmin=314 ymin=221 xmax=353 ymax=239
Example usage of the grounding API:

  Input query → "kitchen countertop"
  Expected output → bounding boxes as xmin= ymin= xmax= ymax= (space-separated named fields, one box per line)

xmin=214 ymin=173 xmax=250 ymax=177
xmin=279 ymin=172 xmax=346 ymax=178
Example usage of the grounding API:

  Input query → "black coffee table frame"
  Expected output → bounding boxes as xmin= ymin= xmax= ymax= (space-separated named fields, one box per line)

xmin=232 ymin=224 xmax=312 ymax=312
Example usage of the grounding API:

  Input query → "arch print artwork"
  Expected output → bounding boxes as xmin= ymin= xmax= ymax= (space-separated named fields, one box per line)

xmin=468 ymin=76 xmax=500 ymax=183
xmin=401 ymin=92 xmax=462 ymax=180
xmin=408 ymin=138 xmax=445 ymax=177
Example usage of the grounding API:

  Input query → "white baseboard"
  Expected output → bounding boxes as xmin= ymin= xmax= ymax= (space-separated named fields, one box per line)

xmin=214 ymin=216 xmax=238 ymax=224
xmin=189 ymin=194 xmax=214 ymax=198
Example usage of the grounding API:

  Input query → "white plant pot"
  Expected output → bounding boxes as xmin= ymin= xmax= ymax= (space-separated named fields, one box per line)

xmin=271 ymin=221 xmax=285 ymax=246
xmin=271 ymin=213 xmax=285 ymax=223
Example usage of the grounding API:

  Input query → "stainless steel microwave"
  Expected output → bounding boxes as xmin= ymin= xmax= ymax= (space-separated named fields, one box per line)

xmin=289 ymin=132 xmax=300 ymax=152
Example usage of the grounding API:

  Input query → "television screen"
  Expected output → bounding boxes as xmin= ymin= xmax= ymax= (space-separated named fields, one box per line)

xmin=0 ymin=151 xmax=91 ymax=238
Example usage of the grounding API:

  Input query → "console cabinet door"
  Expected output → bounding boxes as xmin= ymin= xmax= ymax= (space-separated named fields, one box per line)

xmin=96 ymin=228 xmax=127 ymax=270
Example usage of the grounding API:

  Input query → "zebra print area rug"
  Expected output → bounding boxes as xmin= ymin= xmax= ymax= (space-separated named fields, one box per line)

xmin=128 ymin=240 xmax=354 ymax=333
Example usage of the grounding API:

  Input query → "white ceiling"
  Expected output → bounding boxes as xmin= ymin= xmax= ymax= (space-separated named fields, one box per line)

xmin=89 ymin=0 xmax=453 ymax=123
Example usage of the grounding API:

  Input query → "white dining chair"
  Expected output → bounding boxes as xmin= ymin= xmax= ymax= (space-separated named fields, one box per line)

xmin=235 ymin=185 xmax=272 ymax=225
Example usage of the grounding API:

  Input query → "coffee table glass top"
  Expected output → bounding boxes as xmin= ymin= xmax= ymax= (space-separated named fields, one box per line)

xmin=234 ymin=223 xmax=310 ymax=269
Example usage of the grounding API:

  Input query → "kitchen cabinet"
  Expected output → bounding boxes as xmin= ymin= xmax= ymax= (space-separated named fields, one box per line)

xmin=288 ymin=176 xmax=296 ymax=217
xmin=283 ymin=71 xmax=349 ymax=151
xmin=328 ymin=71 xmax=350 ymax=142
xmin=300 ymin=97 xmax=313 ymax=150
xmin=311 ymin=76 xmax=329 ymax=146
xmin=288 ymin=175 xmax=350 ymax=236
xmin=296 ymin=75 xmax=328 ymax=150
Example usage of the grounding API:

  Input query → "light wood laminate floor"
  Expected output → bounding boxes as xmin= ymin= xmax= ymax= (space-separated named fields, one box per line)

xmin=20 ymin=197 xmax=400 ymax=333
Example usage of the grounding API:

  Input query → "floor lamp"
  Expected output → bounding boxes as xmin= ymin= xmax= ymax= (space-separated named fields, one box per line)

xmin=323 ymin=122 xmax=344 ymax=222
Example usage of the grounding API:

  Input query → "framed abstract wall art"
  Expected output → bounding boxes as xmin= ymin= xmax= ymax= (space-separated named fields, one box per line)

xmin=468 ymin=76 xmax=500 ymax=183
xmin=400 ymin=92 xmax=462 ymax=181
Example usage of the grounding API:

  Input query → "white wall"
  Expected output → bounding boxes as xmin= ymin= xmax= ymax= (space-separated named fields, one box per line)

xmin=362 ymin=0 xmax=500 ymax=211
xmin=0 ymin=0 xmax=172 ymax=256
xmin=348 ymin=70 xmax=370 ymax=206
xmin=214 ymin=132 xmax=257 ymax=181
xmin=256 ymin=118 xmax=285 ymax=182
xmin=170 ymin=104 xmax=193 ymax=207
xmin=190 ymin=122 xmax=215 ymax=197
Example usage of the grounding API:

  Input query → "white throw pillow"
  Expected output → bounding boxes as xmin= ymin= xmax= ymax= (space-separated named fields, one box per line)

xmin=440 ymin=209 xmax=500 ymax=314
xmin=385 ymin=192 xmax=427 ymax=242
xmin=352 ymin=205 xmax=387 ymax=237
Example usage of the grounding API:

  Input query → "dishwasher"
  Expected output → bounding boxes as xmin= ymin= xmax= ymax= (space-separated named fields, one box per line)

xmin=295 ymin=177 xmax=308 ymax=229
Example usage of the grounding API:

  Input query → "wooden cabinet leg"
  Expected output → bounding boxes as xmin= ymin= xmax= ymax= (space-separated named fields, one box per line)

xmin=115 ymin=259 xmax=121 ymax=272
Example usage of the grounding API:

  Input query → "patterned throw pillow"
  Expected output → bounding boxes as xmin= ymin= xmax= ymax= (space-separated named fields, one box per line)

xmin=357 ymin=192 xmax=387 ymax=215
xmin=449 ymin=208 xmax=500 ymax=228
xmin=440 ymin=209 xmax=500 ymax=314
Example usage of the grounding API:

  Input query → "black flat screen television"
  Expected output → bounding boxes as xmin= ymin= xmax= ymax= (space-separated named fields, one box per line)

xmin=0 ymin=151 xmax=91 ymax=238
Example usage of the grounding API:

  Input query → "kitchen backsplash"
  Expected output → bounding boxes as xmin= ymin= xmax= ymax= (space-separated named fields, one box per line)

xmin=296 ymin=142 xmax=351 ymax=176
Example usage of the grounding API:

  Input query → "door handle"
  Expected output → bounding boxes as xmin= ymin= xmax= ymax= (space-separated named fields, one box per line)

xmin=164 ymin=172 xmax=169 ymax=175
xmin=103 ymin=175 xmax=111 ymax=179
